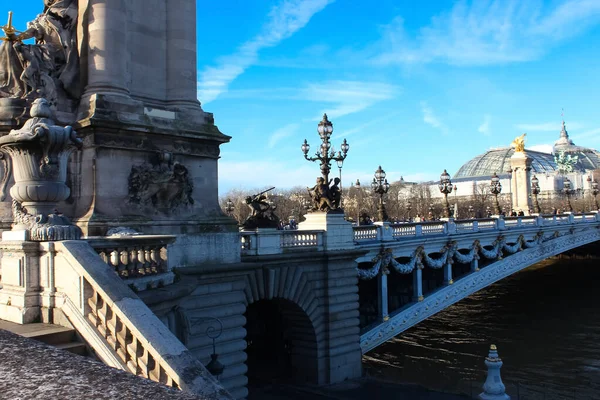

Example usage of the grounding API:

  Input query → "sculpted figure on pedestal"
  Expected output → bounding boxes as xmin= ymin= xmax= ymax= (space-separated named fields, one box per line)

xmin=241 ymin=187 xmax=280 ymax=230
xmin=307 ymin=176 xmax=342 ymax=212
xmin=0 ymin=1 xmax=80 ymax=108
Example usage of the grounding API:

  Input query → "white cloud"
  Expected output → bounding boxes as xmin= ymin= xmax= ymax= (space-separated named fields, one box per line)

xmin=478 ymin=114 xmax=492 ymax=136
xmin=302 ymin=80 xmax=399 ymax=120
xmin=420 ymin=101 xmax=448 ymax=134
xmin=515 ymin=121 xmax=584 ymax=132
xmin=373 ymin=0 xmax=600 ymax=66
xmin=268 ymin=123 xmax=300 ymax=148
xmin=571 ymin=128 xmax=600 ymax=141
xmin=197 ymin=0 xmax=334 ymax=104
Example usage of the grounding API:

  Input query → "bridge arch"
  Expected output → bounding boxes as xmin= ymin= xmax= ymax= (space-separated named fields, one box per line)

xmin=242 ymin=268 xmax=323 ymax=386
xmin=360 ymin=226 xmax=600 ymax=353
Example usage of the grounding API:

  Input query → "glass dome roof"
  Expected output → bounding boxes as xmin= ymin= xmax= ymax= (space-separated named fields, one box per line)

xmin=454 ymin=148 xmax=558 ymax=179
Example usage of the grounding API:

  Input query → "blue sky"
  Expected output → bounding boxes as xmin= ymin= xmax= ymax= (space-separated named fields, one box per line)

xmin=4 ymin=1 xmax=600 ymax=195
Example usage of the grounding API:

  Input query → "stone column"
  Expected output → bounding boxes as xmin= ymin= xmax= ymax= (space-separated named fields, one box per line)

xmin=81 ymin=0 xmax=130 ymax=97
xmin=412 ymin=265 xmax=424 ymax=301
xmin=377 ymin=270 xmax=389 ymax=321
xmin=478 ymin=344 xmax=510 ymax=400
xmin=510 ymin=152 xmax=532 ymax=215
xmin=166 ymin=0 xmax=201 ymax=109
xmin=443 ymin=261 xmax=453 ymax=285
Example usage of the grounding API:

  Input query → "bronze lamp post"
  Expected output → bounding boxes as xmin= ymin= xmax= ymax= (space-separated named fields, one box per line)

xmin=490 ymin=173 xmax=502 ymax=215
xmin=438 ymin=169 xmax=453 ymax=218
xmin=563 ymin=177 xmax=574 ymax=212
xmin=371 ymin=166 xmax=390 ymax=222
xmin=531 ymin=175 xmax=541 ymax=214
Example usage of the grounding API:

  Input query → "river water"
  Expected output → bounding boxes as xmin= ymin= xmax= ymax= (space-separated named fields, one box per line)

xmin=363 ymin=256 xmax=600 ymax=399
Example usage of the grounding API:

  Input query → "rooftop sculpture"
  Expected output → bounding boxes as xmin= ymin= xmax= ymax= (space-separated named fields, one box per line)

xmin=510 ymin=133 xmax=526 ymax=153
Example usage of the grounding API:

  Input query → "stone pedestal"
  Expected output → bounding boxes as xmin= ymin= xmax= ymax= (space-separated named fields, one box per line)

xmin=299 ymin=211 xmax=354 ymax=250
xmin=510 ymin=152 xmax=532 ymax=215
xmin=479 ymin=344 xmax=510 ymax=400
xmin=0 ymin=241 xmax=41 ymax=324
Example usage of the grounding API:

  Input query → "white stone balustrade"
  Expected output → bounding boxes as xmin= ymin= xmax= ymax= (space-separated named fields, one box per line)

xmin=240 ymin=229 xmax=324 ymax=256
xmin=86 ymin=236 xmax=175 ymax=279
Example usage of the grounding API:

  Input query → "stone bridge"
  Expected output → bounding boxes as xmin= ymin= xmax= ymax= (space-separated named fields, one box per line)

xmin=2 ymin=212 xmax=599 ymax=399
xmin=158 ymin=212 xmax=600 ymax=397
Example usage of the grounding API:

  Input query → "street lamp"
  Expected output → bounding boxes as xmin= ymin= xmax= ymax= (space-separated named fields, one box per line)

xmin=490 ymin=172 xmax=502 ymax=215
xmin=531 ymin=175 xmax=541 ymax=214
xmin=224 ymin=198 xmax=235 ymax=217
xmin=468 ymin=204 xmax=474 ymax=219
xmin=563 ymin=177 xmax=574 ymax=212
xmin=591 ymin=178 xmax=599 ymax=211
xmin=371 ymin=166 xmax=390 ymax=222
xmin=355 ymin=179 xmax=361 ymax=223
xmin=406 ymin=200 xmax=412 ymax=221
xmin=301 ymin=114 xmax=349 ymax=184
xmin=453 ymin=184 xmax=458 ymax=218
xmin=438 ymin=169 xmax=453 ymax=219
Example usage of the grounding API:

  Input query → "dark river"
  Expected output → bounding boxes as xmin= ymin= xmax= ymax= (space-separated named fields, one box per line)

xmin=363 ymin=255 xmax=600 ymax=400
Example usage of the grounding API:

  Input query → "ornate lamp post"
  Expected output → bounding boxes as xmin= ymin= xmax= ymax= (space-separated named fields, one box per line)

xmin=468 ymin=204 xmax=474 ymax=219
xmin=301 ymin=114 xmax=349 ymax=184
xmin=531 ymin=175 xmax=541 ymax=214
xmin=438 ymin=169 xmax=453 ymax=219
xmin=371 ymin=166 xmax=390 ymax=222
xmin=591 ymin=178 xmax=599 ymax=211
xmin=355 ymin=179 xmax=361 ymax=223
xmin=453 ymin=184 xmax=458 ymax=218
xmin=563 ymin=177 xmax=574 ymax=212
xmin=406 ymin=200 xmax=412 ymax=221
xmin=490 ymin=172 xmax=502 ymax=215
xmin=224 ymin=198 xmax=235 ymax=217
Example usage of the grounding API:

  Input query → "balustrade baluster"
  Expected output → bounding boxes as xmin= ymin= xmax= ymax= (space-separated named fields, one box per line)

xmin=149 ymin=247 xmax=160 ymax=273
xmin=118 ymin=248 xmax=131 ymax=277
xmin=143 ymin=248 xmax=153 ymax=274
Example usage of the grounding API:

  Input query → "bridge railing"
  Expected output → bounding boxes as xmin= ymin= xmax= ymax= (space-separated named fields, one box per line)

xmin=241 ymin=229 xmax=324 ymax=256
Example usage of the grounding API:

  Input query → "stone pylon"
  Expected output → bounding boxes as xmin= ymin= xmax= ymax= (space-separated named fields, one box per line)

xmin=510 ymin=151 xmax=533 ymax=215
xmin=478 ymin=344 xmax=510 ymax=400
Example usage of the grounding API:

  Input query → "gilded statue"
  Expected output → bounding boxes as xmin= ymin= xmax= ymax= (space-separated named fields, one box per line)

xmin=511 ymin=133 xmax=526 ymax=153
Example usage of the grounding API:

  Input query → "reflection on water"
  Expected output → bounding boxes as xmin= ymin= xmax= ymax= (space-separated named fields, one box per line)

xmin=364 ymin=256 xmax=600 ymax=399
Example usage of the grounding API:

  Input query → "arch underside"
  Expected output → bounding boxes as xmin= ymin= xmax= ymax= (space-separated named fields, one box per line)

xmin=360 ymin=226 xmax=600 ymax=353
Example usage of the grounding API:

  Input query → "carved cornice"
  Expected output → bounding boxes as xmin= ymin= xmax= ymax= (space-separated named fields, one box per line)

xmin=83 ymin=132 xmax=221 ymax=158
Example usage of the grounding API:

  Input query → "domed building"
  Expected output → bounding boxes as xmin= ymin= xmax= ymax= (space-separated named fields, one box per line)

xmin=427 ymin=120 xmax=600 ymax=214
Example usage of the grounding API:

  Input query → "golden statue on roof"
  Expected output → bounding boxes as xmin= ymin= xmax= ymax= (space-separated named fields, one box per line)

xmin=511 ymin=133 xmax=526 ymax=153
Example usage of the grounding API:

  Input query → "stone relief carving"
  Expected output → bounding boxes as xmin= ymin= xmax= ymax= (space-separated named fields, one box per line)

xmin=0 ymin=1 xmax=80 ymax=109
xmin=128 ymin=152 xmax=194 ymax=215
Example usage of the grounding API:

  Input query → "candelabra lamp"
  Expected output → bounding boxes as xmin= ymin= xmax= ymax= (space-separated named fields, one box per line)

xmin=563 ymin=177 xmax=574 ymax=212
xmin=531 ymin=175 xmax=541 ymax=214
xmin=406 ymin=200 xmax=412 ymax=220
xmin=371 ymin=166 xmax=390 ymax=222
xmin=301 ymin=114 xmax=347 ymax=181
xmin=438 ymin=169 xmax=453 ymax=219
xmin=490 ymin=173 xmax=502 ymax=215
